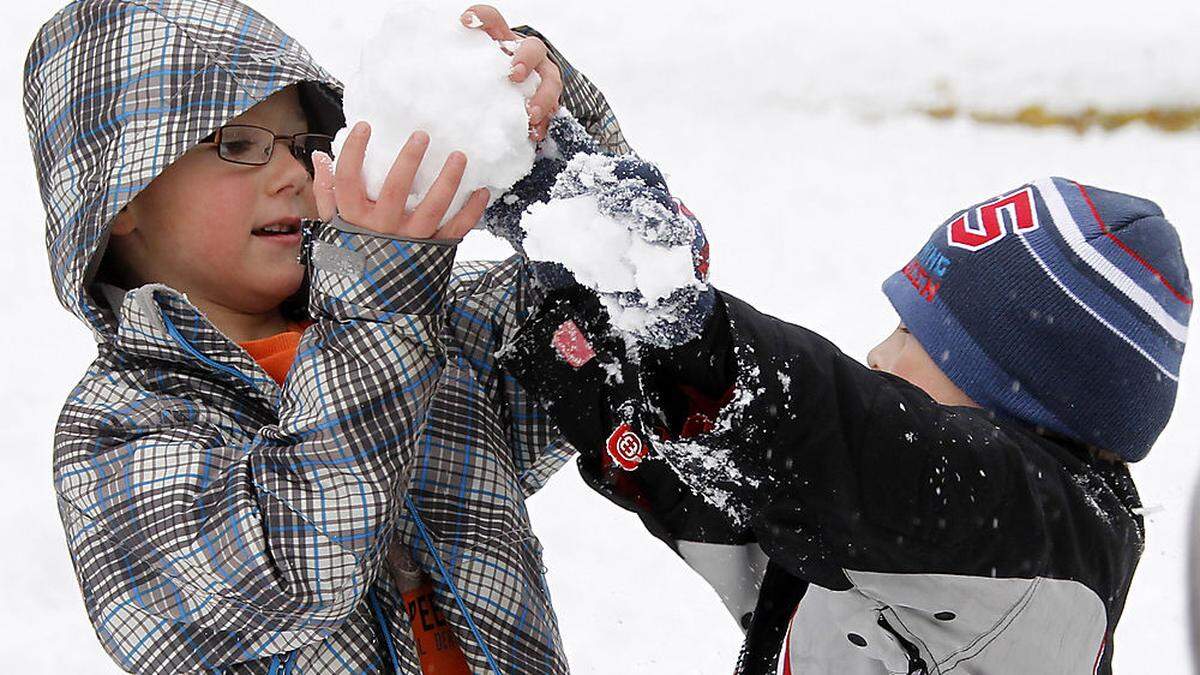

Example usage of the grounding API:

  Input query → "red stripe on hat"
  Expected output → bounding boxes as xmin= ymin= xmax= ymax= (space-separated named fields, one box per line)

xmin=1074 ymin=181 xmax=1192 ymax=306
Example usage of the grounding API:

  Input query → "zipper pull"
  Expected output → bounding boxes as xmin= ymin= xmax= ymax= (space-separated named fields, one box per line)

xmin=876 ymin=612 xmax=930 ymax=674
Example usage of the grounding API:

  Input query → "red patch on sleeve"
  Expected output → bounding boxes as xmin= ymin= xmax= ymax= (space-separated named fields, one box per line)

xmin=606 ymin=423 xmax=647 ymax=471
xmin=552 ymin=320 xmax=596 ymax=369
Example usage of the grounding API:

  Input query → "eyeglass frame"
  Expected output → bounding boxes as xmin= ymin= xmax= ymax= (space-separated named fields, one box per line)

xmin=198 ymin=124 xmax=336 ymax=171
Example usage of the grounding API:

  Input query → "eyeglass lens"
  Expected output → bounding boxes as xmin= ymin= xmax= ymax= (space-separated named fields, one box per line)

xmin=217 ymin=126 xmax=334 ymax=175
xmin=217 ymin=127 xmax=273 ymax=165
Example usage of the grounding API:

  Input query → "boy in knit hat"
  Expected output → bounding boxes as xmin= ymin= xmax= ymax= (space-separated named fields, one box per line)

xmin=26 ymin=1 xmax=709 ymax=672
xmin=500 ymin=177 xmax=1190 ymax=674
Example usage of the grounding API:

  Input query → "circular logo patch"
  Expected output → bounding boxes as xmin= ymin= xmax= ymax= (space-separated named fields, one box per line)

xmin=606 ymin=423 xmax=647 ymax=471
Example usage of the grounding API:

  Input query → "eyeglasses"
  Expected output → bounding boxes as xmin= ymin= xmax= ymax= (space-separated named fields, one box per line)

xmin=199 ymin=124 xmax=334 ymax=176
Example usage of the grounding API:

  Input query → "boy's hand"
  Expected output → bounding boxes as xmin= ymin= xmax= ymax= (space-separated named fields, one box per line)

xmin=311 ymin=122 xmax=487 ymax=240
xmin=461 ymin=5 xmax=563 ymax=141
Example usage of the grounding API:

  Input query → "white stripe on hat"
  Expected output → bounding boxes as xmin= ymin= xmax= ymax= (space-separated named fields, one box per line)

xmin=1015 ymin=226 xmax=1179 ymax=382
xmin=1033 ymin=178 xmax=1188 ymax=344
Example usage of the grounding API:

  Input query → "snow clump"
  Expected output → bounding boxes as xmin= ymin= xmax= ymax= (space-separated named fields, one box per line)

xmin=522 ymin=199 xmax=697 ymax=304
xmin=335 ymin=3 xmax=539 ymax=222
xmin=520 ymin=152 xmax=702 ymax=337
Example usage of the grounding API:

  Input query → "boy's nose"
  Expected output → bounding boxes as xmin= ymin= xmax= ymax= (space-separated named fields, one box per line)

xmin=266 ymin=143 xmax=311 ymax=196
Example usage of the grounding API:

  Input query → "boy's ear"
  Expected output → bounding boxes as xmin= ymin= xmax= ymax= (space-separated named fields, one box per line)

xmin=110 ymin=205 xmax=136 ymax=236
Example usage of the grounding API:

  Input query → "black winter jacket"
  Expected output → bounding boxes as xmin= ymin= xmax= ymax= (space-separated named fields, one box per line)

xmin=501 ymin=287 xmax=1144 ymax=674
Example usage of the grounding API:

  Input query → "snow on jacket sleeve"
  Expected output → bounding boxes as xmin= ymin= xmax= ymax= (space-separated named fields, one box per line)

xmin=681 ymin=293 xmax=1142 ymax=596
xmin=53 ymin=220 xmax=455 ymax=669
xmin=657 ymin=292 xmax=1143 ymax=674
xmin=498 ymin=285 xmax=772 ymax=629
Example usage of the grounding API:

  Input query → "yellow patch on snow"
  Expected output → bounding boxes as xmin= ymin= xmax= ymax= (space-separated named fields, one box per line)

xmin=925 ymin=105 xmax=1200 ymax=133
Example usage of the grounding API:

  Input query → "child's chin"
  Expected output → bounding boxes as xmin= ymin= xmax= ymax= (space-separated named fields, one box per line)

xmin=249 ymin=269 xmax=305 ymax=305
xmin=273 ymin=274 xmax=306 ymax=299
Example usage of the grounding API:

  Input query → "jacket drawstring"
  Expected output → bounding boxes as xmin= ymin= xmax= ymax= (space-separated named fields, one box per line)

xmin=407 ymin=494 xmax=504 ymax=675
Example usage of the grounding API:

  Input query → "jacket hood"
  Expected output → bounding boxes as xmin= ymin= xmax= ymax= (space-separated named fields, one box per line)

xmin=24 ymin=0 xmax=343 ymax=339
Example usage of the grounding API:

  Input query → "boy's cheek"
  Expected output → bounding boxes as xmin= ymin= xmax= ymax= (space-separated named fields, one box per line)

xmin=297 ymin=189 xmax=319 ymax=219
xmin=892 ymin=351 xmax=930 ymax=388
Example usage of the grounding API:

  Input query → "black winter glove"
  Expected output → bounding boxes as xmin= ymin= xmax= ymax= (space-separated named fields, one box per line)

xmin=480 ymin=113 xmax=600 ymax=248
xmin=485 ymin=113 xmax=715 ymax=348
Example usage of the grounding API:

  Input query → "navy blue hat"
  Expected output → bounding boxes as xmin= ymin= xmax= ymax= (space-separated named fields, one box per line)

xmin=882 ymin=177 xmax=1191 ymax=461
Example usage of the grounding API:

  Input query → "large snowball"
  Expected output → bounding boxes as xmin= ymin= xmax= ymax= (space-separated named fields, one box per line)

xmin=334 ymin=3 xmax=539 ymax=222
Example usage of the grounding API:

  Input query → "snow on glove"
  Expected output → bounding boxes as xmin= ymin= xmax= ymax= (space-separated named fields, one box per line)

xmin=481 ymin=116 xmax=594 ymax=294
xmin=485 ymin=112 xmax=714 ymax=347
xmin=535 ymin=149 xmax=714 ymax=348
xmin=480 ymin=112 xmax=602 ymax=249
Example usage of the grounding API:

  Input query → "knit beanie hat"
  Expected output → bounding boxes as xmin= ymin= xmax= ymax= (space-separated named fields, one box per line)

xmin=882 ymin=177 xmax=1190 ymax=461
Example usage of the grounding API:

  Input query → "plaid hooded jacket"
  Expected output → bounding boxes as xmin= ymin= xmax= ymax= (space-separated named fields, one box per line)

xmin=24 ymin=1 xmax=630 ymax=672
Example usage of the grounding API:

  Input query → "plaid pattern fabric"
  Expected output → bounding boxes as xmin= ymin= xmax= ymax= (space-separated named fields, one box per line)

xmin=27 ymin=1 xmax=631 ymax=673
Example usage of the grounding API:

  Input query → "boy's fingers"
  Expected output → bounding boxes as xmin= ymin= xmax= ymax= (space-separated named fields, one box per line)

xmin=375 ymin=131 xmax=430 ymax=226
xmin=509 ymin=37 xmax=548 ymax=83
xmin=410 ymin=151 xmax=469 ymax=237
xmin=527 ymin=61 xmax=562 ymax=139
xmin=461 ymin=5 xmax=517 ymax=42
xmin=437 ymin=188 xmax=489 ymax=241
xmin=334 ymin=121 xmax=372 ymax=224
xmin=311 ymin=151 xmax=336 ymax=222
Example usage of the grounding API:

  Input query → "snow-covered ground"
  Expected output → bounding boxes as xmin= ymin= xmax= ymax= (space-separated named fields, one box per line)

xmin=4 ymin=1 xmax=1199 ymax=672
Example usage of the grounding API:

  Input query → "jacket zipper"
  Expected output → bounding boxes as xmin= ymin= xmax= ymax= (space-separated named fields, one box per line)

xmin=877 ymin=611 xmax=930 ymax=675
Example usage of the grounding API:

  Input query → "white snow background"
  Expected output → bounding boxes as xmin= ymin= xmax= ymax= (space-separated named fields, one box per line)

xmin=4 ymin=1 xmax=1200 ymax=672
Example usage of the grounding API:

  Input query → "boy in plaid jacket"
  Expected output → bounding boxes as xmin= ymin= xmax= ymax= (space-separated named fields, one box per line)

xmin=25 ymin=1 xmax=696 ymax=672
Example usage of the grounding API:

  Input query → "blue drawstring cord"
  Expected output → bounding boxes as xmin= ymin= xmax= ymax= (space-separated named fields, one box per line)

xmin=405 ymin=494 xmax=503 ymax=675
xmin=368 ymin=587 xmax=402 ymax=673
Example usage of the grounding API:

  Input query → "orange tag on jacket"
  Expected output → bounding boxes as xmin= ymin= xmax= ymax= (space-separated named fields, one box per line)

xmin=401 ymin=581 xmax=471 ymax=675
